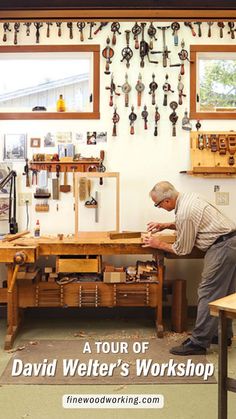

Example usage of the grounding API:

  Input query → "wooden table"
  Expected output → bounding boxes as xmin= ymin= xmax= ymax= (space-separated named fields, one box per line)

xmin=209 ymin=293 xmax=236 ymax=419
xmin=0 ymin=232 xmax=176 ymax=349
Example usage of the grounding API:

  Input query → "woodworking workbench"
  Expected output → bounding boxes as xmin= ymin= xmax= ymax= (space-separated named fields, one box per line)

xmin=0 ymin=232 xmax=177 ymax=349
xmin=209 ymin=293 xmax=236 ymax=419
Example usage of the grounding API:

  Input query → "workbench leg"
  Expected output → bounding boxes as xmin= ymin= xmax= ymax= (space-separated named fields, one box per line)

xmin=155 ymin=262 xmax=164 ymax=338
xmin=4 ymin=265 xmax=21 ymax=350
xmin=218 ymin=311 xmax=228 ymax=419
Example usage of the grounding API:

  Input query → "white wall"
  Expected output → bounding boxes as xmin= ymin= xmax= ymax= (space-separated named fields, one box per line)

xmin=0 ymin=21 xmax=235 ymax=303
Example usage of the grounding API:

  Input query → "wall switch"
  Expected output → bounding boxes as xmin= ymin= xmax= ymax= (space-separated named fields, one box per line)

xmin=215 ymin=192 xmax=229 ymax=206
xmin=18 ymin=193 xmax=32 ymax=206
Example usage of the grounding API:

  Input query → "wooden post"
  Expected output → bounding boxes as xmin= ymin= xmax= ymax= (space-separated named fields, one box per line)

xmin=171 ymin=279 xmax=187 ymax=332
xmin=74 ymin=172 xmax=79 ymax=240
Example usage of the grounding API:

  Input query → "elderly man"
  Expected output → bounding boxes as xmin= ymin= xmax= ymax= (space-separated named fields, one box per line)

xmin=143 ymin=181 xmax=236 ymax=355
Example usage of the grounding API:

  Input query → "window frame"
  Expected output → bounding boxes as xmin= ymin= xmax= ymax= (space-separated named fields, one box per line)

xmin=190 ymin=44 xmax=236 ymax=120
xmin=0 ymin=44 xmax=100 ymax=120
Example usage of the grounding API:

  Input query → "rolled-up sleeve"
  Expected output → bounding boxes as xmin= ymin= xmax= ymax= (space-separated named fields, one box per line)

xmin=172 ymin=218 xmax=197 ymax=256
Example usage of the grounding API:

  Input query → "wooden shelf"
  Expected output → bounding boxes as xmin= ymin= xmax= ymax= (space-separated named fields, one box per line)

xmin=29 ymin=159 xmax=103 ymax=172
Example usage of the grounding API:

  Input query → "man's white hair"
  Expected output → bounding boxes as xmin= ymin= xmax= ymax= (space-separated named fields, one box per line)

xmin=150 ymin=181 xmax=178 ymax=204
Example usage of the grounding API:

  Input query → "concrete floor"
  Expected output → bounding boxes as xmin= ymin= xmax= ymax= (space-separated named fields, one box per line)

xmin=0 ymin=309 xmax=235 ymax=419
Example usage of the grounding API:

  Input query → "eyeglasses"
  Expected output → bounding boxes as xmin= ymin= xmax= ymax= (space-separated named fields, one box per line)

xmin=154 ymin=199 xmax=165 ymax=208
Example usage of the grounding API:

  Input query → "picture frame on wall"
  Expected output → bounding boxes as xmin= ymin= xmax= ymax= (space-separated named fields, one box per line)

xmin=0 ymin=162 xmax=12 ymax=194
xmin=0 ymin=197 xmax=9 ymax=221
xmin=3 ymin=134 xmax=27 ymax=161
xmin=30 ymin=137 xmax=41 ymax=148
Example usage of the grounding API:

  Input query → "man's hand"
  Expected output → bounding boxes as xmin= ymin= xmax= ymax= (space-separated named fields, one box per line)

xmin=142 ymin=234 xmax=165 ymax=249
xmin=142 ymin=233 xmax=175 ymax=254
xmin=147 ymin=221 xmax=176 ymax=233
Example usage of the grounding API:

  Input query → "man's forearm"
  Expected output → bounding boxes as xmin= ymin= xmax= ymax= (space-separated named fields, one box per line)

xmin=165 ymin=223 xmax=176 ymax=230
xmin=156 ymin=241 xmax=176 ymax=254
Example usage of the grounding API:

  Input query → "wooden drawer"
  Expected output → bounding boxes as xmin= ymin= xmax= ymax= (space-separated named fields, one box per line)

xmin=0 ymin=288 xmax=7 ymax=303
xmin=56 ymin=256 xmax=101 ymax=273
xmin=17 ymin=281 xmax=161 ymax=308
xmin=114 ymin=283 xmax=160 ymax=307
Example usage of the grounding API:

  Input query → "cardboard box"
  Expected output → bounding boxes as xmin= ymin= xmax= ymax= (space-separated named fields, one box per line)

xmin=103 ymin=272 xmax=126 ymax=283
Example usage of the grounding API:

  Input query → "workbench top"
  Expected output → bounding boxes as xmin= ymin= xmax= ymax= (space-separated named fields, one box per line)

xmin=0 ymin=231 xmax=175 ymax=260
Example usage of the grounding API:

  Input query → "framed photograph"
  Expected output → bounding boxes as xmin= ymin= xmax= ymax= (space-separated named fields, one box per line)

xmin=87 ymin=131 xmax=97 ymax=145
xmin=56 ymin=132 xmax=72 ymax=144
xmin=3 ymin=134 xmax=27 ymax=161
xmin=0 ymin=162 xmax=12 ymax=194
xmin=96 ymin=132 xmax=107 ymax=143
xmin=30 ymin=137 xmax=41 ymax=148
xmin=44 ymin=132 xmax=55 ymax=147
xmin=0 ymin=197 xmax=9 ymax=221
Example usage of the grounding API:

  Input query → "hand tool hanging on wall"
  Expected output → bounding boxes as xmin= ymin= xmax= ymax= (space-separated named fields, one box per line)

xmin=77 ymin=22 xmax=86 ymax=42
xmin=56 ymin=22 xmax=62 ymax=37
xmin=112 ymin=106 xmax=120 ymax=136
xmin=135 ymin=73 xmax=145 ymax=107
xmin=210 ymin=135 xmax=218 ymax=152
xmin=67 ymin=22 xmax=73 ymax=39
xmin=184 ymin=22 xmax=196 ymax=36
xmin=111 ymin=22 xmax=121 ymax=45
xmin=140 ymin=23 xmax=159 ymax=67
xmin=52 ymin=164 xmax=60 ymax=200
xmin=217 ymin=22 xmax=225 ymax=38
xmin=129 ymin=106 xmax=137 ymax=135
xmin=163 ymin=74 xmax=174 ymax=106
xmin=121 ymin=30 xmax=133 ymax=68
xmin=14 ymin=23 xmax=20 ymax=45
xmin=154 ymin=106 xmax=160 ymax=136
xmin=3 ymin=23 xmax=11 ymax=42
xmin=169 ymin=101 xmax=178 ymax=137
xmin=120 ymin=73 xmax=131 ymax=107
xmin=194 ymin=22 xmax=202 ymax=37
xmin=24 ymin=22 xmax=31 ymax=36
xmin=149 ymin=73 xmax=158 ymax=106
xmin=141 ymin=105 xmax=148 ymax=130
xmin=46 ymin=22 xmax=53 ymax=38
xmin=228 ymin=22 xmax=235 ymax=39
xmin=171 ymin=22 xmax=180 ymax=46
xmin=177 ymin=75 xmax=186 ymax=105
xmin=147 ymin=22 xmax=157 ymax=50
xmin=88 ymin=22 xmax=96 ymax=39
xmin=94 ymin=22 xmax=108 ymax=35
xmin=34 ymin=22 xmax=43 ymax=43
xmin=102 ymin=37 xmax=114 ymax=75
xmin=207 ymin=22 xmax=214 ymax=37
xmin=197 ymin=134 xmax=204 ymax=150
xmin=196 ymin=120 xmax=201 ymax=131
xmin=132 ymin=22 xmax=142 ymax=49
xmin=98 ymin=150 xmax=106 ymax=185
xmin=182 ymin=110 xmax=192 ymax=131
xmin=106 ymin=74 xmax=120 ymax=107
xmin=60 ymin=168 xmax=71 ymax=193
xmin=151 ymin=25 xmax=170 ymax=67
xmin=31 ymin=169 xmax=38 ymax=185
xmin=177 ymin=40 xmax=193 ymax=75
xmin=22 ymin=158 xmax=30 ymax=187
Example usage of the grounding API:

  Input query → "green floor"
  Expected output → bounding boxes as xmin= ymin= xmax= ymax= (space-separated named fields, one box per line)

xmin=0 ymin=310 xmax=235 ymax=419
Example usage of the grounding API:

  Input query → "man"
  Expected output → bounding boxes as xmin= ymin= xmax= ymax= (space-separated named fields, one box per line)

xmin=142 ymin=181 xmax=236 ymax=355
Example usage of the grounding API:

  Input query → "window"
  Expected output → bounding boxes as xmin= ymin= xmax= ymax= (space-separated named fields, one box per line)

xmin=0 ymin=45 xmax=100 ymax=119
xmin=190 ymin=45 xmax=236 ymax=120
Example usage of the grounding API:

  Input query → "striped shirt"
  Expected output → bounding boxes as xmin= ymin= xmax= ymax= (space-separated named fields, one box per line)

xmin=172 ymin=192 xmax=236 ymax=255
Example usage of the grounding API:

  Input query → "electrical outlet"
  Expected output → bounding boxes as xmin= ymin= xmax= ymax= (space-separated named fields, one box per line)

xmin=215 ymin=192 xmax=229 ymax=206
xmin=18 ymin=193 xmax=32 ymax=206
